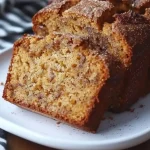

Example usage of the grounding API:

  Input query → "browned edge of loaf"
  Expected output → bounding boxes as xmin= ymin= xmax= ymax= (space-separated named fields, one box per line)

xmin=3 ymin=82 xmax=105 ymax=133
xmin=4 ymin=100 xmax=97 ymax=133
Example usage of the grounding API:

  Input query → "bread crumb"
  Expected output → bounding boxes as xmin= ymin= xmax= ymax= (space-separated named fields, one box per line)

xmin=57 ymin=121 xmax=61 ymax=125
xmin=139 ymin=104 xmax=144 ymax=108
xmin=0 ymin=82 xmax=4 ymax=86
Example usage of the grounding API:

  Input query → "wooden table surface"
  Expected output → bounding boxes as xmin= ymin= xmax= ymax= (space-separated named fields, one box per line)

xmin=7 ymin=133 xmax=150 ymax=150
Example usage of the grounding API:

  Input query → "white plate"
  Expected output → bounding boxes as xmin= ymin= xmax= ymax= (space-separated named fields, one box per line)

xmin=0 ymin=49 xmax=150 ymax=150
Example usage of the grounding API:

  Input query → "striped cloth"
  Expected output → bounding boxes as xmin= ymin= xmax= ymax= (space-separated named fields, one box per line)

xmin=0 ymin=0 xmax=48 ymax=53
xmin=0 ymin=0 xmax=48 ymax=149
xmin=0 ymin=130 xmax=7 ymax=150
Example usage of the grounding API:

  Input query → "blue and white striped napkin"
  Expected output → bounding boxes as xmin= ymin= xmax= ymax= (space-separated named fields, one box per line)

xmin=0 ymin=0 xmax=48 ymax=149
xmin=0 ymin=130 xmax=7 ymax=150
xmin=0 ymin=0 xmax=48 ymax=53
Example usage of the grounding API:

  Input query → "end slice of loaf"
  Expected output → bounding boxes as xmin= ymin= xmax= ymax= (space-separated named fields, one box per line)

xmin=109 ymin=11 xmax=150 ymax=112
xmin=3 ymin=33 xmax=114 ymax=132
xmin=32 ymin=0 xmax=116 ymax=36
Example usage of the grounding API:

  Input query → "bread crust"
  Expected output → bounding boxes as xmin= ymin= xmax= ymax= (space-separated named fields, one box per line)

xmin=110 ymin=11 xmax=150 ymax=112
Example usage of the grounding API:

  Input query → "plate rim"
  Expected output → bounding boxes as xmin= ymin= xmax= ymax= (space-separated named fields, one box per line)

xmin=0 ymin=47 xmax=12 ymax=55
xmin=0 ymin=116 xmax=150 ymax=150
xmin=0 ymin=49 xmax=150 ymax=150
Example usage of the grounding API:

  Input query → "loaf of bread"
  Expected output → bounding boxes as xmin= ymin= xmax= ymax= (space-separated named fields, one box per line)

xmin=33 ymin=0 xmax=150 ymax=112
xmin=3 ymin=0 xmax=150 ymax=132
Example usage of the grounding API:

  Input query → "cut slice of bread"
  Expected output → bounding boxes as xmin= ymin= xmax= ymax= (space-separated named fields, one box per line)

xmin=3 ymin=33 xmax=125 ymax=132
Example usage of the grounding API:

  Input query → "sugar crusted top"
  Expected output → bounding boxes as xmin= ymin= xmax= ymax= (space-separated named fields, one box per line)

xmin=64 ymin=0 xmax=114 ymax=22
xmin=113 ymin=11 xmax=150 ymax=48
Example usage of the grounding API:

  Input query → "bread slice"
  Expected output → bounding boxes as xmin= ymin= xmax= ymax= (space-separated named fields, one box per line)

xmin=3 ymin=32 xmax=125 ymax=132
xmin=32 ymin=0 xmax=117 ymax=36
xmin=109 ymin=11 xmax=150 ymax=112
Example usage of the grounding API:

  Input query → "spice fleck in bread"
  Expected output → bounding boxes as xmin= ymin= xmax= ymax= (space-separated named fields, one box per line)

xmin=3 ymin=0 xmax=150 ymax=132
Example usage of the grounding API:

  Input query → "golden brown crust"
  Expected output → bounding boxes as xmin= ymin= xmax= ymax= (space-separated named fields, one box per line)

xmin=64 ymin=0 xmax=114 ymax=22
xmin=4 ymin=100 xmax=97 ymax=132
xmin=33 ymin=0 xmax=79 ymax=20
xmin=113 ymin=11 xmax=150 ymax=48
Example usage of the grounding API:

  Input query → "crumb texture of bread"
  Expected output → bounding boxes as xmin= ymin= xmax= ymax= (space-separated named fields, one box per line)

xmin=3 ymin=34 xmax=112 ymax=131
